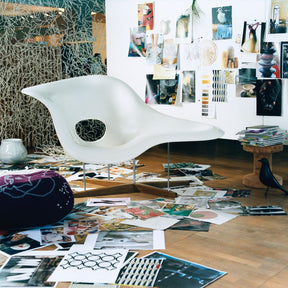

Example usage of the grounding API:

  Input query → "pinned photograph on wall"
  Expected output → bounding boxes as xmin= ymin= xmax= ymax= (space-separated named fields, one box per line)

xmin=236 ymin=68 xmax=257 ymax=97
xmin=179 ymin=42 xmax=201 ymax=70
xmin=267 ymin=0 xmax=288 ymax=36
xmin=221 ymin=46 xmax=239 ymax=69
xmin=162 ymin=39 xmax=179 ymax=70
xmin=145 ymin=74 xmax=179 ymax=105
xmin=212 ymin=6 xmax=232 ymax=40
xmin=224 ymin=70 xmax=236 ymax=84
xmin=280 ymin=41 xmax=288 ymax=78
xmin=212 ymin=70 xmax=227 ymax=102
xmin=176 ymin=13 xmax=192 ymax=42
xmin=145 ymin=32 xmax=164 ymax=65
xmin=257 ymin=42 xmax=280 ymax=78
xmin=182 ymin=71 xmax=196 ymax=103
xmin=138 ymin=2 xmax=154 ymax=31
xmin=200 ymin=39 xmax=218 ymax=67
xmin=241 ymin=22 xmax=265 ymax=54
xmin=256 ymin=79 xmax=282 ymax=116
xmin=128 ymin=27 xmax=146 ymax=57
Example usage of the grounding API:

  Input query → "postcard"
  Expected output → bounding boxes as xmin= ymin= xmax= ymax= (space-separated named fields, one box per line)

xmin=0 ymin=255 xmax=62 ymax=287
xmin=48 ymin=247 xmax=128 ymax=283
xmin=144 ymin=251 xmax=226 ymax=288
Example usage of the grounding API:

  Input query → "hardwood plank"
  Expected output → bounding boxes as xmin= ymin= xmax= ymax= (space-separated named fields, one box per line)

xmin=2 ymin=140 xmax=288 ymax=288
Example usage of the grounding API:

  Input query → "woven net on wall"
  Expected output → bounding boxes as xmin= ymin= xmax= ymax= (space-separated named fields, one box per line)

xmin=0 ymin=0 xmax=106 ymax=152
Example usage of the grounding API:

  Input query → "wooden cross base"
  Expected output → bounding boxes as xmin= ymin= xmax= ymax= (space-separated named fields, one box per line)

xmin=242 ymin=144 xmax=283 ymax=188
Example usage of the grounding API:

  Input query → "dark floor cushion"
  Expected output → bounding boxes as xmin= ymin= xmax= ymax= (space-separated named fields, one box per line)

xmin=0 ymin=170 xmax=74 ymax=229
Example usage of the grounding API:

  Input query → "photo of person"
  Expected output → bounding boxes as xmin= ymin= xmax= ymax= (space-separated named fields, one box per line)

xmin=241 ymin=22 xmax=261 ymax=53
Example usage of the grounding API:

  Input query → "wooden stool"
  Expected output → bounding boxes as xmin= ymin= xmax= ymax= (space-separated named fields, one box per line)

xmin=242 ymin=144 xmax=283 ymax=188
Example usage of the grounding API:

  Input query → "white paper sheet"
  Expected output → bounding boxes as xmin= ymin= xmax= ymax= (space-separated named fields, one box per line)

xmin=189 ymin=209 xmax=238 ymax=225
xmin=48 ymin=246 xmax=128 ymax=283
xmin=122 ymin=216 xmax=179 ymax=230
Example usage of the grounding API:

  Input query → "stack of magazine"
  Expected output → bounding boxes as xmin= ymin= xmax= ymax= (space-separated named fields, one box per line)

xmin=237 ymin=125 xmax=286 ymax=146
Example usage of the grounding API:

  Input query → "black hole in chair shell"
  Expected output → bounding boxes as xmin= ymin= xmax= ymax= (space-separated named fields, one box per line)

xmin=75 ymin=119 xmax=106 ymax=142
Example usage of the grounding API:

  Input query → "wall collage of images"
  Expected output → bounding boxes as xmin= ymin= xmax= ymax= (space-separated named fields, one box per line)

xmin=127 ymin=1 xmax=288 ymax=119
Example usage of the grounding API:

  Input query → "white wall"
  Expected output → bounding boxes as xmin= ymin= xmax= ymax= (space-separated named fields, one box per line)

xmin=106 ymin=0 xmax=288 ymax=140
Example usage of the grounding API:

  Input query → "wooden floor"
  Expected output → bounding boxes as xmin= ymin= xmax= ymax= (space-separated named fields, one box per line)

xmin=132 ymin=140 xmax=288 ymax=288
xmin=2 ymin=139 xmax=288 ymax=288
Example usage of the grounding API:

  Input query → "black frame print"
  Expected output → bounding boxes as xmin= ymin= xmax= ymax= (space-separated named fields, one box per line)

xmin=280 ymin=41 xmax=288 ymax=78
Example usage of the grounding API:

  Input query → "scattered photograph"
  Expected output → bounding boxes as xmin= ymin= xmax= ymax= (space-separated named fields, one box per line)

xmin=0 ymin=255 xmax=62 ymax=287
xmin=87 ymin=197 xmax=130 ymax=207
xmin=168 ymin=218 xmax=210 ymax=231
xmin=63 ymin=219 xmax=99 ymax=235
xmin=0 ymin=233 xmax=41 ymax=256
xmin=40 ymin=227 xmax=75 ymax=245
xmin=94 ymin=230 xmax=156 ymax=250
xmin=144 ymin=251 xmax=226 ymax=288
xmin=241 ymin=205 xmax=286 ymax=215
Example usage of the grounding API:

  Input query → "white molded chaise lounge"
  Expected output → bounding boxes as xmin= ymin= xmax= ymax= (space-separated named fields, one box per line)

xmin=22 ymin=75 xmax=224 ymax=186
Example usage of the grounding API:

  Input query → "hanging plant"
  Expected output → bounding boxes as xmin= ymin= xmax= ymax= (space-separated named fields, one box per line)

xmin=191 ymin=0 xmax=202 ymax=23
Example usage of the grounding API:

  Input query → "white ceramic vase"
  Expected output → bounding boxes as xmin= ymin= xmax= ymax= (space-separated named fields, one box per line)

xmin=0 ymin=138 xmax=28 ymax=164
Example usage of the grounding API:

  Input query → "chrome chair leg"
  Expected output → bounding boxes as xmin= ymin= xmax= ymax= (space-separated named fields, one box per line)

xmin=83 ymin=162 xmax=86 ymax=192
xmin=133 ymin=158 xmax=136 ymax=184
xmin=108 ymin=164 xmax=111 ymax=180
xmin=167 ymin=142 xmax=170 ymax=191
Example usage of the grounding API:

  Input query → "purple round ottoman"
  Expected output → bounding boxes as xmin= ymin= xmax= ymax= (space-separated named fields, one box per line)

xmin=0 ymin=170 xmax=74 ymax=229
